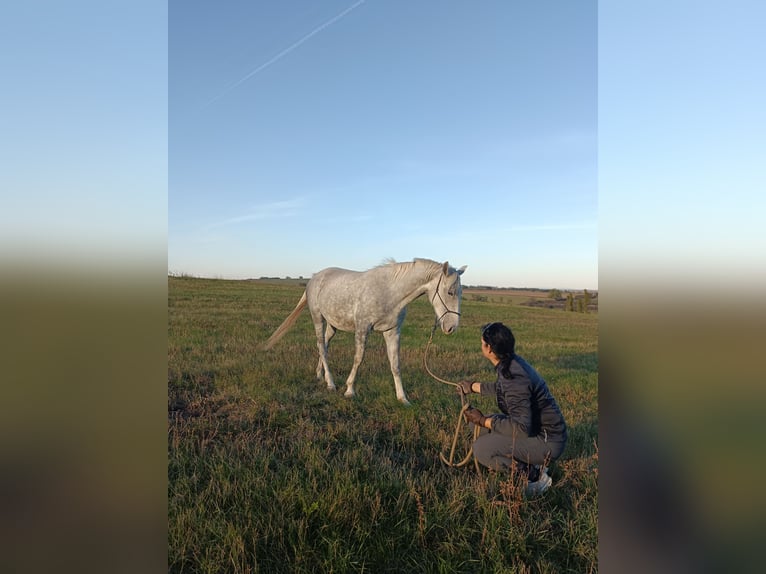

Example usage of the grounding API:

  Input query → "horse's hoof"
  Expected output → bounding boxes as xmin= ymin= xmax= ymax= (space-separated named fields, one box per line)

xmin=344 ymin=390 xmax=355 ymax=398
xmin=399 ymin=398 xmax=411 ymax=406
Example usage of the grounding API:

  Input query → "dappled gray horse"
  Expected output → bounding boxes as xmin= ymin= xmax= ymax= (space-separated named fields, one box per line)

xmin=263 ymin=258 xmax=467 ymax=405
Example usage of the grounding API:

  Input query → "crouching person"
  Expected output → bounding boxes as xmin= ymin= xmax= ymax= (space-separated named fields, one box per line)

xmin=458 ymin=321 xmax=567 ymax=496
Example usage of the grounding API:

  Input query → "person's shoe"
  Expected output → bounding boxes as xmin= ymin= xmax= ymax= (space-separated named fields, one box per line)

xmin=525 ymin=470 xmax=552 ymax=497
xmin=526 ymin=464 xmax=549 ymax=483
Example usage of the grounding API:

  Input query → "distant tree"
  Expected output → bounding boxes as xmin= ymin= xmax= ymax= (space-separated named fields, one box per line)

xmin=583 ymin=289 xmax=592 ymax=312
xmin=549 ymin=288 xmax=562 ymax=300
xmin=577 ymin=298 xmax=585 ymax=313
xmin=566 ymin=292 xmax=575 ymax=312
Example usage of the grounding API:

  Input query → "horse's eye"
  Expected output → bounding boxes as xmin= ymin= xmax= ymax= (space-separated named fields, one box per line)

xmin=448 ymin=289 xmax=455 ymax=297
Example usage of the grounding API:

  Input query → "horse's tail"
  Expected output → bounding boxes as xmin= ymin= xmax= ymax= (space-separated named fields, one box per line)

xmin=261 ymin=291 xmax=308 ymax=351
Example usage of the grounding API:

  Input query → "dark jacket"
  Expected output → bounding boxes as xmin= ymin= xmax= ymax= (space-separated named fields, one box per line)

xmin=479 ymin=354 xmax=567 ymax=441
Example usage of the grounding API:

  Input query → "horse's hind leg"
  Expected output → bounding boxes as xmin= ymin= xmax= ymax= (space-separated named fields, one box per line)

xmin=316 ymin=323 xmax=336 ymax=383
xmin=344 ymin=326 xmax=370 ymax=398
xmin=313 ymin=318 xmax=336 ymax=391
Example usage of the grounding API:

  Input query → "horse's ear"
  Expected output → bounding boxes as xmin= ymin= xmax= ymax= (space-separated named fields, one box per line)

xmin=457 ymin=265 xmax=467 ymax=275
xmin=442 ymin=261 xmax=450 ymax=275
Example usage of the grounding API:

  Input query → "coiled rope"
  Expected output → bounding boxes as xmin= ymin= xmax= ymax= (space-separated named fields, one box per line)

xmin=423 ymin=321 xmax=481 ymax=473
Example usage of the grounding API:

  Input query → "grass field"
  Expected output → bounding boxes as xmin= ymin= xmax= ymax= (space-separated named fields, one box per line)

xmin=168 ymin=277 xmax=598 ymax=573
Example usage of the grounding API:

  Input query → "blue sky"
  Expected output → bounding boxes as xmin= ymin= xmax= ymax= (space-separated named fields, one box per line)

xmin=599 ymin=1 xmax=765 ymax=291
xmin=2 ymin=2 xmax=762 ymax=292
xmin=1 ymin=2 xmax=167 ymax=272
xmin=169 ymin=1 xmax=598 ymax=289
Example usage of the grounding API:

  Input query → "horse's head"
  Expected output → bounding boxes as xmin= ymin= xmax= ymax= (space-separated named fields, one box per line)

xmin=431 ymin=261 xmax=467 ymax=334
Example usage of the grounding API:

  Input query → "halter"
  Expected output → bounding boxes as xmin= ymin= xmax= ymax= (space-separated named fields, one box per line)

xmin=431 ymin=273 xmax=461 ymax=325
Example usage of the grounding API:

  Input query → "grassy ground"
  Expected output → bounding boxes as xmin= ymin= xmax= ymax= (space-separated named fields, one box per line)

xmin=168 ymin=277 xmax=598 ymax=573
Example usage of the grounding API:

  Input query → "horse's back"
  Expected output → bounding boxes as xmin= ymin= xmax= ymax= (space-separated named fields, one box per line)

xmin=307 ymin=266 xmax=384 ymax=328
xmin=309 ymin=267 xmax=360 ymax=294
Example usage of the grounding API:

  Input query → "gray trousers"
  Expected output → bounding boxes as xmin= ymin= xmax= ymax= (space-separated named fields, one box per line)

xmin=472 ymin=426 xmax=566 ymax=473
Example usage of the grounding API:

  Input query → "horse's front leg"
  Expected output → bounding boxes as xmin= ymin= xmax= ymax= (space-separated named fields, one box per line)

xmin=344 ymin=326 xmax=370 ymax=398
xmin=383 ymin=328 xmax=410 ymax=406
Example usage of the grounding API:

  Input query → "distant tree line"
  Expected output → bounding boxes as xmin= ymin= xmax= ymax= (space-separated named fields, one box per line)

xmin=547 ymin=289 xmax=597 ymax=313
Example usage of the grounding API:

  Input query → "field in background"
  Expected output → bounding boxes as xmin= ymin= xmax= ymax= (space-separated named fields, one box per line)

xmin=168 ymin=277 xmax=598 ymax=573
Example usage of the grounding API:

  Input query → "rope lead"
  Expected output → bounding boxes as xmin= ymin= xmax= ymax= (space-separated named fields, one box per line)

xmin=424 ymin=321 xmax=481 ymax=473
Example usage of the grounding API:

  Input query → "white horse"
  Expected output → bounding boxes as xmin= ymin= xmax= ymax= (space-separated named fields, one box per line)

xmin=262 ymin=258 xmax=467 ymax=405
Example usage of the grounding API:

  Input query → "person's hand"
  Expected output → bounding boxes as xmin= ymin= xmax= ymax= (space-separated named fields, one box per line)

xmin=463 ymin=406 xmax=486 ymax=427
xmin=457 ymin=380 xmax=474 ymax=395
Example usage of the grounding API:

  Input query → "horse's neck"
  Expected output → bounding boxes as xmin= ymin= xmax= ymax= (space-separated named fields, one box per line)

xmin=388 ymin=266 xmax=436 ymax=307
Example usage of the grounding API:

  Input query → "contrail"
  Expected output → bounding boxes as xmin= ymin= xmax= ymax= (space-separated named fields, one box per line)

xmin=205 ymin=198 xmax=307 ymax=229
xmin=205 ymin=0 xmax=365 ymax=107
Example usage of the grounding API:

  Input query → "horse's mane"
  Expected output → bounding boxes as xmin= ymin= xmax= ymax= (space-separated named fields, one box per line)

xmin=376 ymin=258 xmax=442 ymax=282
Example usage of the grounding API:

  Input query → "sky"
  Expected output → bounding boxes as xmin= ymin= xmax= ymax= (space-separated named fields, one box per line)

xmin=1 ymin=2 xmax=762 ymax=292
xmin=168 ymin=1 xmax=598 ymax=290
xmin=599 ymin=1 xmax=765 ymax=294
xmin=1 ymin=2 xmax=167 ymax=274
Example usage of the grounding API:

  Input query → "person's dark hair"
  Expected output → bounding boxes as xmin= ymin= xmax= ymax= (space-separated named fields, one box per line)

xmin=481 ymin=322 xmax=515 ymax=378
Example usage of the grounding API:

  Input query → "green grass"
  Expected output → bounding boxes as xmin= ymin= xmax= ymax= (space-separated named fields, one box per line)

xmin=168 ymin=277 xmax=598 ymax=573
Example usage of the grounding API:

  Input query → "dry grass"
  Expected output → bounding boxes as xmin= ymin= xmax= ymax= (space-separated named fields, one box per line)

xmin=168 ymin=277 xmax=598 ymax=573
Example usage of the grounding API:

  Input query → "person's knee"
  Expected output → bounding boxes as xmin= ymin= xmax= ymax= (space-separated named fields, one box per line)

xmin=472 ymin=438 xmax=493 ymax=467
xmin=473 ymin=438 xmax=515 ymax=470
